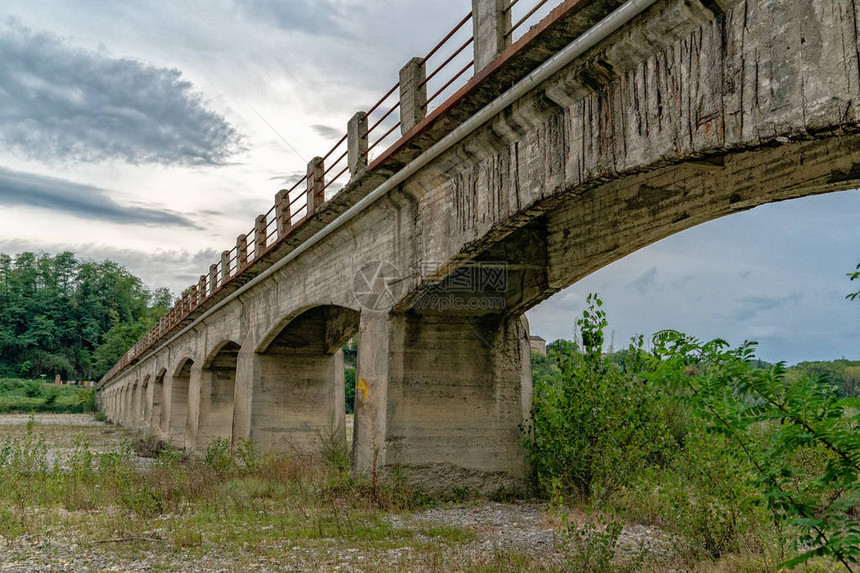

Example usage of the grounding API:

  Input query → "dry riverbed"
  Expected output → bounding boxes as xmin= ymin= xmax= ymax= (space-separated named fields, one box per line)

xmin=0 ymin=413 xmax=682 ymax=572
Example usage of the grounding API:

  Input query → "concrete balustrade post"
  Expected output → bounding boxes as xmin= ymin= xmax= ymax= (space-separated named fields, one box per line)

xmin=348 ymin=111 xmax=368 ymax=176
xmin=399 ymin=57 xmax=427 ymax=134
xmin=254 ymin=214 xmax=267 ymax=258
xmin=275 ymin=190 xmax=290 ymax=237
xmin=188 ymin=285 xmax=198 ymax=310
xmin=220 ymin=250 xmax=231 ymax=284
xmin=472 ymin=0 xmax=511 ymax=71
xmin=209 ymin=264 xmax=218 ymax=294
xmin=306 ymin=157 xmax=325 ymax=215
xmin=236 ymin=234 xmax=248 ymax=269
xmin=198 ymin=275 xmax=207 ymax=303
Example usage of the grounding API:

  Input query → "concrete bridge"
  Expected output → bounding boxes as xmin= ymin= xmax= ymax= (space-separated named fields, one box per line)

xmin=99 ymin=0 xmax=860 ymax=491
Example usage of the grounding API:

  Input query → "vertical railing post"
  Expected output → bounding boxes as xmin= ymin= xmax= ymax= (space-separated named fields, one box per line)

xmin=254 ymin=215 xmax=267 ymax=258
xmin=399 ymin=57 xmax=427 ymax=134
xmin=306 ymin=157 xmax=325 ymax=215
xmin=197 ymin=275 xmax=207 ymax=304
xmin=472 ymin=0 xmax=511 ymax=71
xmin=237 ymin=234 xmax=248 ymax=269
xmin=220 ymin=250 xmax=231 ymax=285
xmin=275 ymin=190 xmax=290 ymax=237
xmin=209 ymin=264 xmax=218 ymax=293
xmin=348 ymin=111 xmax=368 ymax=177
xmin=188 ymin=285 xmax=198 ymax=310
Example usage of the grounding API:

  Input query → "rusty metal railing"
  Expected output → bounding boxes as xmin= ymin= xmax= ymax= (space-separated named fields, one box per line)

xmin=102 ymin=0 xmax=563 ymax=384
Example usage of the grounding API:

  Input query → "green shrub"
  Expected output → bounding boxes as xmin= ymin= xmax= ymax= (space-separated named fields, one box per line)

xmin=558 ymin=515 xmax=644 ymax=572
xmin=78 ymin=388 xmax=96 ymax=412
xmin=650 ymin=331 xmax=860 ymax=570
xmin=344 ymin=367 xmax=356 ymax=414
xmin=523 ymin=295 xmax=672 ymax=503
xmin=23 ymin=380 xmax=42 ymax=398
xmin=204 ymin=437 xmax=235 ymax=474
xmin=318 ymin=423 xmax=349 ymax=472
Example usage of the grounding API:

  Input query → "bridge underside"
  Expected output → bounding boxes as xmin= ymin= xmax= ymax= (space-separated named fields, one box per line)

xmin=99 ymin=0 xmax=860 ymax=492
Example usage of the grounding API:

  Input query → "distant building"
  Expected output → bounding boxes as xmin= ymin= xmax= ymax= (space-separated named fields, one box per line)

xmin=529 ymin=335 xmax=546 ymax=355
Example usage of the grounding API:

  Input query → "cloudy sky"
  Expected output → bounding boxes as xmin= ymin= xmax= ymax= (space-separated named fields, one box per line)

xmin=1 ymin=1 xmax=857 ymax=365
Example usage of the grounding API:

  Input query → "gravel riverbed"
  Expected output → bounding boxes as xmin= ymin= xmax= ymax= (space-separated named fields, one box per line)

xmin=0 ymin=414 xmax=678 ymax=572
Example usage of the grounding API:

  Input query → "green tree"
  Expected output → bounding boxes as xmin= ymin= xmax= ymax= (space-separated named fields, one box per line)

xmin=523 ymin=295 xmax=670 ymax=502
xmin=651 ymin=332 xmax=860 ymax=571
xmin=0 ymin=251 xmax=172 ymax=379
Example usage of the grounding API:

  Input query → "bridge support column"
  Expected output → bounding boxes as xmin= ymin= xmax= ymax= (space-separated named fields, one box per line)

xmin=353 ymin=312 xmax=531 ymax=493
xmin=185 ymin=363 xmax=203 ymax=451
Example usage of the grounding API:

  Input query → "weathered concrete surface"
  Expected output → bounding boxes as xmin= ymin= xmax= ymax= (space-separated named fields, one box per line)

xmin=353 ymin=313 xmax=532 ymax=492
xmin=100 ymin=0 xmax=860 ymax=491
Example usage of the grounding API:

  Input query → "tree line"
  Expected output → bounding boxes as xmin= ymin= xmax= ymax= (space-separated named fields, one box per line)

xmin=0 ymin=251 xmax=171 ymax=381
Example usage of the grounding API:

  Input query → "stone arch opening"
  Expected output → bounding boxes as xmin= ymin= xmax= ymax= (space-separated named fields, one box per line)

xmin=197 ymin=340 xmax=240 ymax=448
xmin=124 ymin=383 xmax=134 ymax=425
xmin=140 ymin=375 xmax=151 ymax=427
xmin=251 ymin=305 xmax=360 ymax=453
xmin=131 ymin=379 xmax=142 ymax=428
xmin=152 ymin=368 xmax=166 ymax=437
xmin=168 ymin=358 xmax=193 ymax=447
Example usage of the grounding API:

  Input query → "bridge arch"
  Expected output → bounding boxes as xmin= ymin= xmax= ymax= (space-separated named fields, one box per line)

xmin=151 ymin=368 xmax=167 ymax=438
xmin=194 ymin=339 xmax=241 ymax=448
xmin=140 ymin=374 xmax=151 ymax=429
xmin=130 ymin=378 xmax=142 ymax=429
xmin=167 ymin=357 xmax=194 ymax=447
xmin=124 ymin=382 xmax=135 ymax=425
xmin=247 ymin=304 xmax=359 ymax=452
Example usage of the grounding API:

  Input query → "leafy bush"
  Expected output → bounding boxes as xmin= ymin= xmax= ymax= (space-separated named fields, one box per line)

xmin=344 ymin=366 xmax=356 ymax=414
xmin=650 ymin=331 xmax=860 ymax=570
xmin=204 ymin=437 xmax=235 ymax=473
xmin=78 ymin=388 xmax=96 ymax=412
xmin=558 ymin=515 xmax=643 ymax=572
xmin=318 ymin=423 xmax=349 ymax=472
xmin=523 ymin=295 xmax=671 ymax=503
xmin=23 ymin=380 xmax=42 ymax=398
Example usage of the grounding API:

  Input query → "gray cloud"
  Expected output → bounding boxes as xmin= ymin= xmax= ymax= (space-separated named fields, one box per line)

xmin=0 ymin=167 xmax=197 ymax=227
xmin=0 ymin=20 xmax=243 ymax=165
xmin=235 ymin=0 xmax=356 ymax=35
xmin=311 ymin=124 xmax=343 ymax=140
xmin=629 ymin=266 xmax=658 ymax=295
xmin=733 ymin=293 xmax=803 ymax=321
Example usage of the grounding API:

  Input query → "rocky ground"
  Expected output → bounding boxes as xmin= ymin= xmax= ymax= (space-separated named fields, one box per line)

xmin=0 ymin=414 xmax=679 ymax=572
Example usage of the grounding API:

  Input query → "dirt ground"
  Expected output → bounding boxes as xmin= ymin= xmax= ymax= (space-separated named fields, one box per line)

xmin=0 ymin=413 xmax=679 ymax=572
